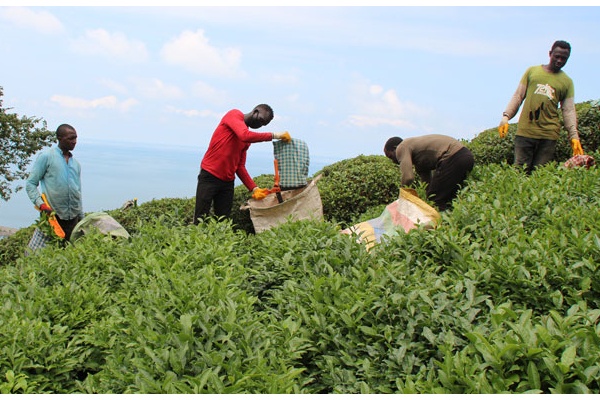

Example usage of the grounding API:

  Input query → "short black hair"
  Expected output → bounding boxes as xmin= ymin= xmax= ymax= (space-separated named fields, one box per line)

xmin=255 ymin=104 xmax=274 ymax=123
xmin=56 ymin=123 xmax=75 ymax=139
xmin=551 ymin=40 xmax=571 ymax=52
xmin=384 ymin=136 xmax=403 ymax=153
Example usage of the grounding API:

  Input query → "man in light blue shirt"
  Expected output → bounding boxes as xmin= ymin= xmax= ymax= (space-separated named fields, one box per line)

xmin=26 ymin=123 xmax=84 ymax=240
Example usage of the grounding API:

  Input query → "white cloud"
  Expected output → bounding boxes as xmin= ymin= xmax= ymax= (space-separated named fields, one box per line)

xmin=160 ymin=29 xmax=243 ymax=78
xmin=190 ymin=81 xmax=228 ymax=105
xmin=346 ymin=80 xmax=429 ymax=129
xmin=270 ymin=71 xmax=300 ymax=85
xmin=0 ymin=7 xmax=64 ymax=34
xmin=347 ymin=115 xmax=416 ymax=129
xmin=165 ymin=105 xmax=221 ymax=119
xmin=70 ymin=29 xmax=148 ymax=63
xmin=99 ymin=78 xmax=129 ymax=95
xmin=130 ymin=77 xmax=183 ymax=100
xmin=50 ymin=94 xmax=138 ymax=112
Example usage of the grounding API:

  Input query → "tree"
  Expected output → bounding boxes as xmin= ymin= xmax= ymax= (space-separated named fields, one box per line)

xmin=0 ymin=86 xmax=55 ymax=201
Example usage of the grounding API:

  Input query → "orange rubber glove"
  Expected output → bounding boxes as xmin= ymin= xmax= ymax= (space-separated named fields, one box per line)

xmin=273 ymin=131 xmax=291 ymax=143
xmin=251 ymin=187 xmax=269 ymax=200
xmin=498 ymin=116 xmax=509 ymax=138
xmin=571 ymin=139 xmax=584 ymax=156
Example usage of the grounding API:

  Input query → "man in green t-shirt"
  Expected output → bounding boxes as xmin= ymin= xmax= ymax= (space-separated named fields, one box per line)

xmin=498 ymin=40 xmax=584 ymax=174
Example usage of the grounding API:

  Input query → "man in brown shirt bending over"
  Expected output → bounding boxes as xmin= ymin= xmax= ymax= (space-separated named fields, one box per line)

xmin=384 ymin=134 xmax=474 ymax=211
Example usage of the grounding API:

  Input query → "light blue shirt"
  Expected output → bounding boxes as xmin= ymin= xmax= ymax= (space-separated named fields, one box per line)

xmin=26 ymin=146 xmax=84 ymax=220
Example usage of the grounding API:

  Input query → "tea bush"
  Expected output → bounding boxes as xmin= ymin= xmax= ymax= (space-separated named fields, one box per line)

xmin=107 ymin=197 xmax=195 ymax=235
xmin=0 ymin=225 xmax=34 ymax=266
xmin=2 ymin=160 xmax=599 ymax=394
xmin=315 ymin=155 xmax=400 ymax=228
xmin=1 ymin=124 xmax=599 ymax=394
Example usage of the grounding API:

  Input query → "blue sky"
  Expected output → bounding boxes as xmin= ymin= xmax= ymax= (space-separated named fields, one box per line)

xmin=2 ymin=5 xmax=600 ymax=164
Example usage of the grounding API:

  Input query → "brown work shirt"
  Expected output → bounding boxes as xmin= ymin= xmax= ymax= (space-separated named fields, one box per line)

xmin=395 ymin=134 xmax=464 ymax=186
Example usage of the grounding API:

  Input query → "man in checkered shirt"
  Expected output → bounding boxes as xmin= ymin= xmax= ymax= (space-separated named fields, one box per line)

xmin=273 ymin=138 xmax=310 ymax=191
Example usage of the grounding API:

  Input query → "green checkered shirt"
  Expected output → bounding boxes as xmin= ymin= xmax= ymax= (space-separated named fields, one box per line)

xmin=273 ymin=138 xmax=310 ymax=189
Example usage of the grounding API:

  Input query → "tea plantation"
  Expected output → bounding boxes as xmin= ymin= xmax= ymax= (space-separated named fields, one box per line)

xmin=1 ymin=102 xmax=599 ymax=394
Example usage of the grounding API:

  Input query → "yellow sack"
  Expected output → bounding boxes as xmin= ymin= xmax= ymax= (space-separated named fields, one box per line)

xmin=341 ymin=188 xmax=440 ymax=251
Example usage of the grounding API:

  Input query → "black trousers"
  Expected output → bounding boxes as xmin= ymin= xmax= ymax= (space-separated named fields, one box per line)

xmin=56 ymin=215 xmax=81 ymax=242
xmin=426 ymin=147 xmax=474 ymax=211
xmin=193 ymin=169 xmax=235 ymax=225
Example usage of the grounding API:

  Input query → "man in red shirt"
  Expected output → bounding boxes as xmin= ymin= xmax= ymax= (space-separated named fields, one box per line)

xmin=194 ymin=104 xmax=290 ymax=224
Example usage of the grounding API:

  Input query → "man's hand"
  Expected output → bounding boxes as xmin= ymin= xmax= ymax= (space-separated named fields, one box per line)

xmin=252 ymin=187 xmax=269 ymax=200
xmin=273 ymin=131 xmax=291 ymax=143
xmin=571 ymin=139 xmax=584 ymax=156
xmin=39 ymin=203 xmax=53 ymax=214
xmin=498 ymin=116 xmax=509 ymax=138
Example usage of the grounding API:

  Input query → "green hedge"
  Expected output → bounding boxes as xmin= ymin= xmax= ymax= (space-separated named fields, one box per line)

xmin=315 ymin=155 xmax=400 ymax=228
xmin=1 ymin=161 xmax=599 ymax=393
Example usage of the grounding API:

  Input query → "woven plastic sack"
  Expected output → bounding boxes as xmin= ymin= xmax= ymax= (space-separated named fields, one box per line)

xmin=71 ymin=212 xmax=130 ymax=241
xmin=341 ymin=188 xmax=440 ymax=251
xmin=241 ymin=174 xmax=323 ymax=233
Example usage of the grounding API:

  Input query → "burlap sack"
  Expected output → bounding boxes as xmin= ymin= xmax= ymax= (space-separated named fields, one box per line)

xmin=241 ymin=174 xmax=323 ymax=233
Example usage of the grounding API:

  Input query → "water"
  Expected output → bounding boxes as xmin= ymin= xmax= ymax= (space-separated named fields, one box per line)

xmin=0 ymin=139 xmax=330 ymax=230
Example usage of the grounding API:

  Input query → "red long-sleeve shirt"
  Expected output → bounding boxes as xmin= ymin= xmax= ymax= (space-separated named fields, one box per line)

xmin=200 ymin=109 xmax=273 ymax=191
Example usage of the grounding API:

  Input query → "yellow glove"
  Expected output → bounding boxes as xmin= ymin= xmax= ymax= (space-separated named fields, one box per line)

xmin=571 ymin=138 xmax=584 ymax=156
xmin=273 ymin=131 xmax=292 ymax=143
xmin=251 ymin=187 xmax=269 ymax=200
xmin=498 ymin=115 xmax=509 ymax=138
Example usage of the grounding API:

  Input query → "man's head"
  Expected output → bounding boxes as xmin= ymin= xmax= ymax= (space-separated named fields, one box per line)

xmin=384 ymin=136 xmax=403 ymax=164
xmin=56 ymin=123 xmax=77 ymax=152
xmin=246 ymin=104 xmax=274 ymax=129
xmin=548 ymin=40 xmax=571 ymax=73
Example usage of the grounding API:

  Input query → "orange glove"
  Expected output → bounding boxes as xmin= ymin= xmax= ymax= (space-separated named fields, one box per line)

xmin=251 ymin=187 xmax=269 ymax=200
xmin=498 ymin=115 xmax=509 ymax=138
xmin=273 ymin=131 xmax=291 ymax=143
xmin=571 ymin=139 xmax=584 ymax=156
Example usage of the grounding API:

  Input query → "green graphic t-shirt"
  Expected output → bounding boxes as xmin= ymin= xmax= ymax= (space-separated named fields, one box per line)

xmin=517 ymin=65 xmax=574 ymax=140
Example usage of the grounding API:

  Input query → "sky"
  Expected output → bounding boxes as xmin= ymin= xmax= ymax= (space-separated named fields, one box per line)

xmin=2 ymin=4 xmax=600 ymax=164
xmin=2 ymin=4 xmax=600 ymax=229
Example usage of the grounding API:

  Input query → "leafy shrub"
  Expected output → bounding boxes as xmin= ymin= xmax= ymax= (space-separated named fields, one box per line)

xmin=468 ymin=126 xmax=516 ymax=166
xmin=1 ymin=162 xmax=599 ymax=393
xmin=572 ymin=99 xmax=600 ymax=153
xmin=107 ymin=197 xmax=195 ymax=235
xmin=315 ymin=155 xmax=400 ymax=228
xmin=0 ymin=226 xmax=35 ymax=266
xmin=2 ymin=116 xmax=600 ymax=394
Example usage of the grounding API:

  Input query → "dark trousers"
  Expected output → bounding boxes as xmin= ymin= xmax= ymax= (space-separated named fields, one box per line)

xmin=427 ymin=147 xmax=474 ymax=211
xmin=514 ymin=135 xmax=557 ymax=174
xmin=194 ymin=169 xmax=234 ymax=225
xmin=56 ymin=215 xmax=81 ymax=242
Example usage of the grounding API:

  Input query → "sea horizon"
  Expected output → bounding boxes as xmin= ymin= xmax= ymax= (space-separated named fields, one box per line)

xmin=1 ymin=139 xmax=335 ymax=230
